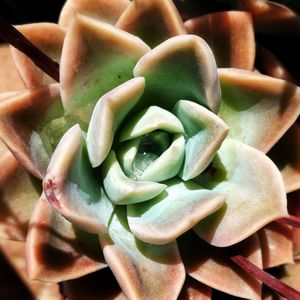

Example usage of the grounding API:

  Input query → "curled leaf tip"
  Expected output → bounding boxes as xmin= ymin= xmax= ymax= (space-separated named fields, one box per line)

xmin=0 ymin=16 xmax=60 ymax=82
xmin=231 ymin=255 xmax=300 ymax=299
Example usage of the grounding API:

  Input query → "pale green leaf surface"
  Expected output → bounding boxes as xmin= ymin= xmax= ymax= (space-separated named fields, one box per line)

xmin=43 ymin=124 xmax=114 ymax=234
xmin=87 ymin=77 xmax=145 ymax=167
xmin=119 ymin=106 xmax=183 ymax=142
xmin=218 ymin=68 xmax=300 ymax=153
xmin=99 ymin=206 xmax=185 ymax=300
xmin=194 ymin=138 xmax=288 ymax=247
xmin=173 ymin=100 xmax=228 ymax=180
xmin=140 ymin=134 xmax=185 ymax=182
xmin=102 ymin=151 xmax=166 ymax=204
xmin=134 ymin=35 xmax=220 ymax=113
xmin=127 ymin=179 xmax=225 ymax=244
xmin=60 ymin=15 xmax=150 ymax=122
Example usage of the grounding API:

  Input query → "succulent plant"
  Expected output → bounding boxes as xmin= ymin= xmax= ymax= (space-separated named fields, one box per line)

xmin=1 ymin=0 xmax=300 ymax=299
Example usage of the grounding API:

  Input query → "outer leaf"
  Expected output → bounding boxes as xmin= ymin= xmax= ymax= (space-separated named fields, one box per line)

xmin=99 ymin=206 xmax=185 ymax=300
xmin=194 ymin=138 xmax=288 ymax=247
xmin=236 ymin=0 xmax=300 ymax=34
xmin=0 ymin=143 xmax=40 ymax=241
xmin=61 ymin=268 xmax=126 ymax=300
xmin=268 ymin=124 xmax=300 ymax=193
xmin=102 ymin=151 xmax=166 ymax=204
xmin=218 ymin=68 xmax=300 ymax=153
xmin=10 ymin=23 xmax=66 ymax=88
xmin=179 ymin=231 xmax=262 ymax=300
xmin=281 ymin=262 xmax=300 ymax=292
xmin=87 ymin=77 xmax=145 ymax=167
xmin=127 ymin=179 xmax=225 ymax=244
xmin=60 ymin=15 xmax=150 ymax=122
xmin=116 ymin=0 xmax=186 ymax=47
xmin=185 ymin=11 xmax=255 ymax=70
xmin=256 ymin=47 xmax=296 ymax=84
xmin=0 ymin=44 xmax=23 ymax=92
xmin=134 ymin=35 xmax=220 ymax=113
xmin=59 ymin=0 xmax=130 ymax=27
xmin=173 ymin=100 xmax=228 ymax=180
xmin=0 ymin=239 xmax=62 ymax=299
xmin=43 ymin=124 xmax=114 ymax=234
xmin=0 ymin=84 xmax=65 ymax=180
xmin=258 ymin=222 xmax=293 ymax=269
xmin=26 ymin=194 xmax=106 ymax=282
xmin=178 ymin=276 xmax=212 ymax=300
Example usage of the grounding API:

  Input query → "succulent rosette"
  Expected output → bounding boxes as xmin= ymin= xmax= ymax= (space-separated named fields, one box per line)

xmin=1 ymin=0 xmax=300 ymax=299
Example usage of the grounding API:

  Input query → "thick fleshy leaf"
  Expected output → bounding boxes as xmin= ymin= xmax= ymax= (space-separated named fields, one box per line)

xmin=185 ymin=11 xmax=255 ymax=70
xmin=99 ymin=206 xmax=185 ymax=300
xmin=0 ymin=44 xmax=23 ymax=92
xmin=281 ymin=261 xmax=300 ymax=291
xmin=236 ymin=0 xmax=300 ymax=34
xmin=139 ymin=134 xmax=185 ymax=182
xmin=10 ymin=23 xmax=65 ymax=88
xmin=0 ymin=84 xmax=64 ymax=179
xmin=0 ymin=239 xmax=62 ymax=299
xmin=218 ymin=68 xmax=300 ymax=153
xmin=119 ymin=105 xmax=184 ymax=142
xmin=256 ymin=47 xmax=297 ymax=84
xmin=194 ymin=138 xmax=288 ymax=247
xmin=258 ymin=222 xmax=293 ymax=269
xmin=173 ymin=100 xmax=228 ymax=180
xmin=134 ymin=35 xmax=220 ymax=113
xmin=127 ymin=179 xmax=225 ymax=244
xmin=87 ymin=77 xmax=145 ymax=167
xmin=0 ymin=144 xmax=40 ymax=241
xmin=43 ymin=124 xmax=114 ymax=234
xmin=179 ymin=231 xmax=262 ymax=299
xmin=102 ymin=151 xmax=166 ymax=204
xmin=268 ymin=124 xmax=300 ymax=193
xmin=116 ymin=0 xmax=186 ymax=47
xmin=60 ymin=15 xmax=150 ymax=121
xmin=26 ymin=194 xmax=106 ymax=282
xmin=178 ymin=276 xmax=212 ymax=300
xmin=61 ymin=268 xmax=126 ymax=300
xmin=59 ymin=0 xmax=130 ymax=27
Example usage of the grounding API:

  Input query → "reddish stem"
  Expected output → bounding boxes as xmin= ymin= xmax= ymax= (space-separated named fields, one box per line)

xmin=0 ymin=16 xmax=59 ymax=82
xmin=277 ymin=215 xmax=300 ymax=228
xmin=231 ymin=255 xmax=300 ymax=299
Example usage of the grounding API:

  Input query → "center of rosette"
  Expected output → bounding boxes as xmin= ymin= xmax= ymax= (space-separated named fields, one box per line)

xmin=132 ymin=131 xmax=171 ymax=180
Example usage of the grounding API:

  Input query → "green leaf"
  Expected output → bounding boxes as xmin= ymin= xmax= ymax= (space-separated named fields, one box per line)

xmin=102 ymin=151 xmax=166 ymax=204
xmin=194 ymin=138 xmax=288 ymax=247
xmin=134 ymin=35 xmax=220 ymax=113
xmin=173 ymin=100 xmax=228 ymax=180
xmin=218 ymin=68 xmax=300 ymax=153
xmin=43 ymin=124 xmax=114 ymax=234
xmin=60 ymin=15 xmax=150 ymax=122
xmin=86 ymin=77 xmax=145 ymax=167
xmin=99 ymin=206 xmax=185 ymax=299
xmin=127 ymin=179 xmax=224 ymax=244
